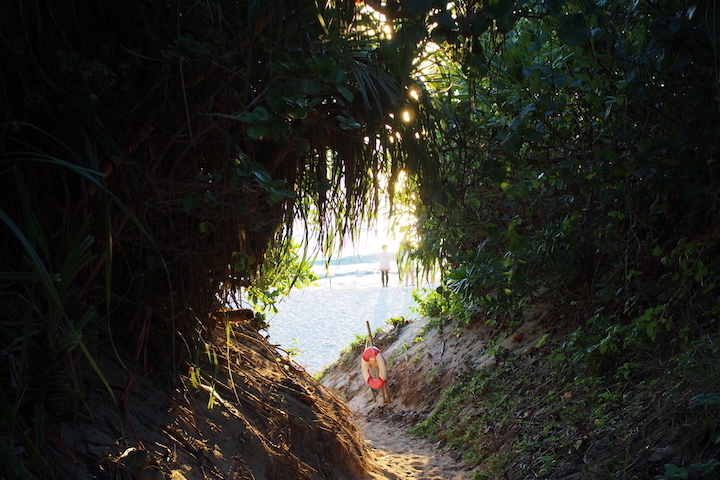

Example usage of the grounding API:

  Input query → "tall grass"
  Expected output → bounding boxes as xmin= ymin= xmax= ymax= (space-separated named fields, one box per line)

xmin=0 ymin=156 xmax=115 ymax=479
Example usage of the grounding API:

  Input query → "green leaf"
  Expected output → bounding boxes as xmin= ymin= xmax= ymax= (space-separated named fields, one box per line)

xmin=253 ymin=106 xmax=270 ymax=122
xmin=301 ymin=79 xmax=322 ymax=94
xmin=336 ymin=115 xmax=361 ymax=129
xmin=253 ymin=169 xmax=272 ymax=184
xmin=182 ymin=196 xmax=197 ymax=212
xmin=288 ymin=106 xmax=309 ymax=119
xmin=510 ymin=234 xmax=529 ymax=251
xmin=246 ymin=125 xmax=267 ymax=139
xmin=551 ymin=72 xmax=569 ymax=88
xmin=337 ymin=86 xmax=354 ymax=101
xmin=235 ymin=111 xmax=257 ymax=123
xmin=333 ymin=69 xmax=346 ymax=84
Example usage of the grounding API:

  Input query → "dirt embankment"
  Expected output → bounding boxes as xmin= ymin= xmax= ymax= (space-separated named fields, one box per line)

xmin=49 ymin=321 xmax=370 ymax=480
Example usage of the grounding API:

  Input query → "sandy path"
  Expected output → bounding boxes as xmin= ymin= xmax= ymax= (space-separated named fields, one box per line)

xmin=321 ymin=316 xmax=494 ymax=479
xmin=357 ymin=417 xmax=470 ymax=480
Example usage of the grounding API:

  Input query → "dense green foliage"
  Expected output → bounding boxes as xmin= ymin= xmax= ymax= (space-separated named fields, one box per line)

xmin=371 ymin=0 xmax=720 ymax=476
xmin=405 ymin=0 xmax=720 ymax=341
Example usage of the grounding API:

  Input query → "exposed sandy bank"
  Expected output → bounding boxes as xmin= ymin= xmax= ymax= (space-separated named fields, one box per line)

xmin=321 ymin=313 xmax=550 ymax=479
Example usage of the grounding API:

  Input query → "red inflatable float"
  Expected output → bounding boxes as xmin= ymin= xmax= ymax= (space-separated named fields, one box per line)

xmin=360 ymin=346 xmax=388 ymax=389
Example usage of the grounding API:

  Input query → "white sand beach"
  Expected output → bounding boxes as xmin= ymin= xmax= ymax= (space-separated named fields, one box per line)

xmin=266 ymin=256 xmax=426 ymax=374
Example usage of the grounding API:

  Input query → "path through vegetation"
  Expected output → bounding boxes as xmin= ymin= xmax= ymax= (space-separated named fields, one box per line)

xmin=359 ymin=416 xmax=469 ymax=480
xmin=320 ymin=315 xmax=551 ymax=480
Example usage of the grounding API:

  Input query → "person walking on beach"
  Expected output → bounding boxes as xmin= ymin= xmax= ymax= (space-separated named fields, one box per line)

xmin=378 ymin=244 xmax=391 ymax=287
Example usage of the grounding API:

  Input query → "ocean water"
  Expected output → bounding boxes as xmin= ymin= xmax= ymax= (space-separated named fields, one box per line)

xmin=265 ymin=257 xmax=423 ymax=374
